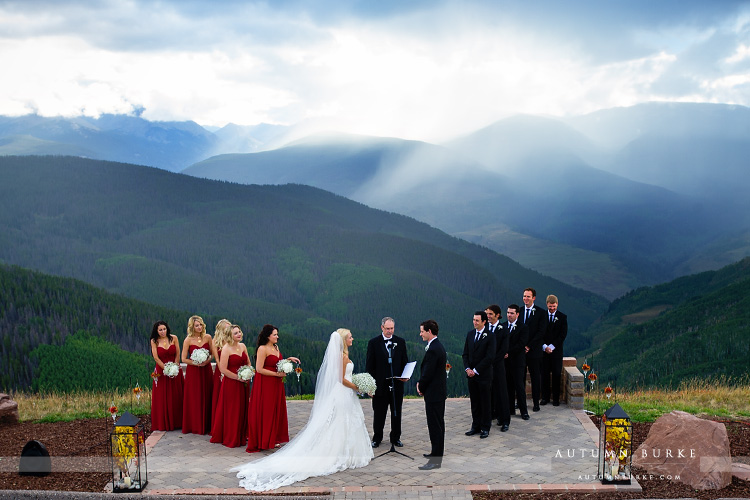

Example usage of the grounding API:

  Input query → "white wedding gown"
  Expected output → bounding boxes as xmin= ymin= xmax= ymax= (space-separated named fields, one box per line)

xmin=233 ymin=332 xmax=374 ymax=491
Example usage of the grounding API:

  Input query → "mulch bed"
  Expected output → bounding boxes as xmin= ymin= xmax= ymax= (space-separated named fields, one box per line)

xmin=0 ymin=415 xmax=152 ymax=492
xmin=1 ymin=415 xmax=749 ymax=497
xmin=475 ymin=416 xmax=750 ymax=500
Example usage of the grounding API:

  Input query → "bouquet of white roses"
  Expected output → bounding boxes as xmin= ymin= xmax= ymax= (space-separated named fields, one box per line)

xmin=351 ymin=373 xmax=377 ymax=396
xmin=190 ymin=348 xmax=210 ymax=365
xmin=276 ymin=358 xmax=294 ymax=375
xmin=163 ymin=361 xmax=180 ymax=378
xmin=237 ymin=365 xmax=255 ymax=382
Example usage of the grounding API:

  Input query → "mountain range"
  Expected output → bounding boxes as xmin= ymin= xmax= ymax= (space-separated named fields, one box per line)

xmin=0 ymin=155 xmax=607 ymax=368
xmin=2 ymin=102 xmax=748 ymax=302
xmin=184 ymin=104 xmax=750 ymax=298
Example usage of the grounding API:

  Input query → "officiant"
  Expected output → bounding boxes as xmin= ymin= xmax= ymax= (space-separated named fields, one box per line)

xmin=365 ymin=316 xmax=409 ymax=448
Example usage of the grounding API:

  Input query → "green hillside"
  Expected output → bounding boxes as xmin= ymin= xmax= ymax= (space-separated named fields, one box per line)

xmin=0 ymin=155 xmax=607 ymax=356
xmin=579 ymin=257 xmax=750 ymax=387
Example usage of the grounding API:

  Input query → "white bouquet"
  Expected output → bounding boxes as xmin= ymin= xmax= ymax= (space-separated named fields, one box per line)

xmin=190 ymin=347 xmax=210 ymax=365
xmin=276 ymin=358 xmax=294 ymax=374
xmin=163 ymin=362 xmax=180 ymax=378
xmin=237 ymin=365 xmax=255 ymax=382
xmin=351 ymin=373 xmax=377 ymax=396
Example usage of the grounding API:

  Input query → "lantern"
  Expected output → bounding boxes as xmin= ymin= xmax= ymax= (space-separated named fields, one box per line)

xmin=598 ymin=403 xmax=632 ymax=484
xmin=109 ymin=411 xmax=148 ymax=492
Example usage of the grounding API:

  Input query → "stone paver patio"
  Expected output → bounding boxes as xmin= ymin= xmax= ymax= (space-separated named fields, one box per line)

xmin=142 ymin=398 xmax=641 ymax=497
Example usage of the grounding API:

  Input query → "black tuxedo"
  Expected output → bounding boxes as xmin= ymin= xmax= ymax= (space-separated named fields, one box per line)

xmin=418 ymin=337 xmax=447 ymax=461
xmin=462 ymin=326 xmax=495 ymax=432
xmin=542 ymin=310 xmax=568 ymax=404
xmin=504 ymin=320 xmax=529 ymax=415
xmin=489 ymin=322 xmax=510 ymax=425
xmin=366 ymin=334 xmax=409 ymax=445
xmin=522 ymin=304 xmax=549 ymax=407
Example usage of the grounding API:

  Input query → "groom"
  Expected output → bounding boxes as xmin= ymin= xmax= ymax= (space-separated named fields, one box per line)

xmin=366 ymin=316 xmax=409 ymax=448
xmin=417 ymin=319 xmax=447 ymax=470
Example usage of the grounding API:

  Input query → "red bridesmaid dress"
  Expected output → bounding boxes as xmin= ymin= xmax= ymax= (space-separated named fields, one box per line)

xmin=210 ymin=348 xmax=222 ymax=427
xmin=181 ymin=343 xmax=213 ymax=435
xmin=150 ymin=344 xmax=183 ymax=431
xmin=246 ymin=352 xmax=289 ymax=452
xmin=210 ymin=351 xmax=250 ymax=447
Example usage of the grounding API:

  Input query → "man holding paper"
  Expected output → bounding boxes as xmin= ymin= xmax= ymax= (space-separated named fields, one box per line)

xmin=366 ymin=316 xmax=410 ymax=448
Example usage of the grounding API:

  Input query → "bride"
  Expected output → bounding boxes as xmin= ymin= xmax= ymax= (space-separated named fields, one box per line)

xmin=233 ymin=328 xmax=374 ymax=491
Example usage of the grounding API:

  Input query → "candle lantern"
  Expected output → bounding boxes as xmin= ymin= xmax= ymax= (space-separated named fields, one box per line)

xmin=108 ymin=411 xmax=148 ymax=492
xmin=598 ymin=403 xmax=632 ymax=484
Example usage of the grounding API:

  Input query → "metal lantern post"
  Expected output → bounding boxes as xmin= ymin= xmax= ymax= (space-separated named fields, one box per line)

xmin=598 ymin=403 xmax=632 ymax=484
xmin=109 ymin=411 xmax=148 ymax=492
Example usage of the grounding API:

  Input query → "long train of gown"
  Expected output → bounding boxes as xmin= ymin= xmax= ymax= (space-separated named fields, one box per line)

xmin=233 ymin=362 xmax=373 ymax=491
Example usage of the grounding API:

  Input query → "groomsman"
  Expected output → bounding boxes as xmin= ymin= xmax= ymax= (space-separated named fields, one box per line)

xmin=366 ymin=317 xmax=409 ymax=448
xmin=486 ymin=304 xmax=510 ymax=432
xmin=417 ymin=319 xmax=447 ymax=471
xmin=541 ymin=295 xmax=568 ymax=406
xmin=504 ymin=304 xmax=530 ymax=420
xmin=462 ymin=310 xmax=496 ymax=438
xmin=522 ymin=287 xmax=548 ymax=412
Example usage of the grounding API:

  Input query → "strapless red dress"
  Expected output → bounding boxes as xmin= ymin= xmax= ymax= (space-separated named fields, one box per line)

xmin=181 ymin=342 xmax=213 ymax=435
xmin=210 ymin=351 xmax=250 ymax=447
xmin=150 ymin=344 xmax=183 ymax=431
xmin=246 ymin=353 xmax=289 ymax=452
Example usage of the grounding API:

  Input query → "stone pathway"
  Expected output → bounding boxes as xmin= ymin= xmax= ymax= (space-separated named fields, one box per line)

xmin=143 ymin=398 xmax=641 ymax=496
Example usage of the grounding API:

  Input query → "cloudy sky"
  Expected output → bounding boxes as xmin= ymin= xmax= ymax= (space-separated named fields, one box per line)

xmin=1 ymin=0 xmax=749 ymax=141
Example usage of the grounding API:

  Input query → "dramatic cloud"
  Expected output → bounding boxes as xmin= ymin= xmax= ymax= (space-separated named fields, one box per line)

xmin=1 ymin=0 xmax=748 ymax=141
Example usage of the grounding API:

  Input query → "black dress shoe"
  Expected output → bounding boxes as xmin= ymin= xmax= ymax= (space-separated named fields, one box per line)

xmin=418 ymin=463 xmax=441 ymax=470
xmin=479 ymin=430 xmax=489 ymax=439
xmin=500 ymin=424 xmax=509 ymax=432
xmin=465 ymin=429 xmax=479 ymax=436
xmin=552 ymin=401 xmax=560 ymax=406
xmin=423 ymin=453 xmax=440 ymax=458
xmin=371 ymin=440 xmax=380 ymax=448
xmin=521 ymin=414 xmax=530 ymax=420
xmin=532 ymin=405 xmax=540 ymax=412
xmin=393 ymin=440 xmax=403 ymax=447
xmin=540 ymin=399 xmax=549 ymax=406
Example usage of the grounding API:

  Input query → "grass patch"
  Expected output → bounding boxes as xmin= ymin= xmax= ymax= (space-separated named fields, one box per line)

xmin=12 ymin=389 xmax=152 ymax=422
xmin=584 ymin=375 xmax=750 ymax=421
xmin=13 ymin=389 xmax=321 ymax=421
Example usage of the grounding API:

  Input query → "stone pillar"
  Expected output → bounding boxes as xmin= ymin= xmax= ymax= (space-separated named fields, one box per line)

xmin=563 ymin=357 xmax=584 ymax=409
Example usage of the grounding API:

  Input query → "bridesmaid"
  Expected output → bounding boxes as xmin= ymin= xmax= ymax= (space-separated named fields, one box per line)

xmin=246 ymin=324 xmax=300 ymax=452
xmin=210 ymin=324 xmax=251 ymax=447
xmin=181 ymin=315 xmax=215 ymax=435
xmin=149 ymin=320 xmax=183 ymax=431
xmin=211 ymin=319 xmax=232 ymax=427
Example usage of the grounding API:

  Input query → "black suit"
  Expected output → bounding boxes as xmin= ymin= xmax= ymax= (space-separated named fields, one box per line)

xmin=504 ymin=320 xmax=529 ymax=415
xmin=418 ymin=337 xmax=447 ymax=462
xmin=489 ymin=322 xmax=510 ymax=425
xmin=542 ymin=310 xmax=568 ymax=404
xmin=366 ymin=334 xmax=409 ymax=445
xmin=522 ymin=304 xmax=549 ymax=407
xmin=462 ymin=326 xmax=495 ymax=432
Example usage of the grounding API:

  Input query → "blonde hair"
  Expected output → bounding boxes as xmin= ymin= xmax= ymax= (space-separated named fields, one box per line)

xmin=546 ymin=294 xmax=559 ymax=305
xmin=213 ymin=319 xmax=233 ymax=349
xmin=187 ymin=315 xmax=206 ymax=338
xmin=229 ymin=324 xmax=243 ymax=345
xmin=337 ymin=328 xmax=351 ymax=356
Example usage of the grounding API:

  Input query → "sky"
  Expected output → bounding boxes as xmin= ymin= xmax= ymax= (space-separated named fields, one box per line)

xmin=1 ymin=0 xmax=749 ymax=142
